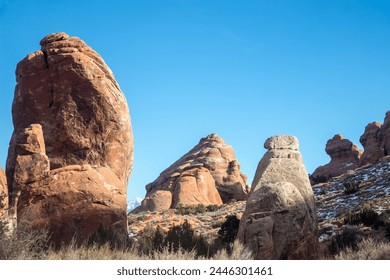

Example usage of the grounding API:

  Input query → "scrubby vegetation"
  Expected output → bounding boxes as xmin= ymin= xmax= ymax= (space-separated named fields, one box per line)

xmin=335 ymin=239 xmax=390 ymax=260
xmin=0 ymin=218 xmax=252 ymax=260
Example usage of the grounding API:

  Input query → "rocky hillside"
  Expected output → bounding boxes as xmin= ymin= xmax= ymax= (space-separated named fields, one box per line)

xmin=129 ymin=156 xmax=390 ymax=245
xmin=311 ymin=111 xmax=390 ymax=183
xmin=313 ymin=155 xmax=390 ymax=241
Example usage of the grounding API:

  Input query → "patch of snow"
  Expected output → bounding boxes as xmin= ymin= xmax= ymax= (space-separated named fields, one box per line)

xmin=127 ymin=197 xmax=143 ymax=213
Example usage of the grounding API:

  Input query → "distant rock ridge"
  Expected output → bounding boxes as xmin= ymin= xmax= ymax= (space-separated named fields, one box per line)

xmin=238 ymin=135 xmax=319 ymax=260
xmin=5 ymin=32 xmax=133 ymax=246
xmin=137 ymin=133 xmax=249 ymax=212
xmin=311 ymin=110 xmax=390 ymax=184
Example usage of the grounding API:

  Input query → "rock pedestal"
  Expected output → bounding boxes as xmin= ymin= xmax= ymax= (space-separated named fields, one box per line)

xmin=238 ymin=135 xmax=318 ymax=260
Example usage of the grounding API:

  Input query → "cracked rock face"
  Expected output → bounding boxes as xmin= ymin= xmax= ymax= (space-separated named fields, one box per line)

xmin=138 ymin=134 xmax=249 ymax=212
xmin=310 ymin=134 xmax=362 ymax=184
xmin=238 ymin=135 xmax=318 ymax=260
xmin=6 ymin=33 xmax=133 ymax=245
xmin=7 ymin=32 xmax=133 ymax=189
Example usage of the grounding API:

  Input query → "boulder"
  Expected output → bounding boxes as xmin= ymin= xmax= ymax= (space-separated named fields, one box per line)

xmin=359 ymin=122 xmax=384 ymax=166
xmin=139 ymin=134 xmax=249 ymax=212
xmin=6 ymin=33 xmax=133 ymax=246
xmin=310 ymin=134 xmax=362 ymax=183
xmin=238 ymin=135 xmax=318 ymax=260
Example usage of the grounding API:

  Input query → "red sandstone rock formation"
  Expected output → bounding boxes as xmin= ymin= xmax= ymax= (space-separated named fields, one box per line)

xmin=360 ymin=122 xmax=384 ymax=166
xmin=310 ymin=134 xmax=362 ymax=184
xmin=381 ymin=111 xmax=390 ymax=156
xmin=238 ymin=135 xmax=318 ymax=260
xmin=0 ymin=168 xmax=7 ymax=220
xmin=138 ymin=134 xmax=249 ymax=212
xmin=6 ymin=33 xmax=133 ymax=245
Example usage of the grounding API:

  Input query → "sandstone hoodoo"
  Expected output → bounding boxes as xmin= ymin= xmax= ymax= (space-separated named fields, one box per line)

xmin=382 ymin=111 xmax=390 ymax=156
xmin=138 ymin=133 xmax=249 ymax=212
xmin=360 ymin=122 xmax=383 ymax=166
xmin=238 ymin=135 xmax=318 ymax=260
xmin=310 ymin=134 xmax=362 ymax=184
xmin=6 ymin=32 xmax=133 ymax=245
xmin=0 ymin=167 xmax=7 ymax=220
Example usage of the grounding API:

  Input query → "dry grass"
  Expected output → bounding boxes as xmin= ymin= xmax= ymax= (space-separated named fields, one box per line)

xmin=1 ymin=223 xmax=253 ymax=260
xmin=335 ymin=239 xmax=390 ymax=260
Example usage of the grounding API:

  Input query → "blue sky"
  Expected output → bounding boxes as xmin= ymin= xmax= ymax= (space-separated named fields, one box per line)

xmin=0 ymin=0 xmax=389 ymax=199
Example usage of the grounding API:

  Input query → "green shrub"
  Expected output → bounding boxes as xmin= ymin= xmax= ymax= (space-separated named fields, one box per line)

xmin=218 ymin=215 xmax=240 ymax=253
xmin=329 ymin=227 xmax=360 ymax=255
xmin=344 ymin=205 xmax=385 ymax=229
xmin=343 ymin=181 xmax=360 ymax=195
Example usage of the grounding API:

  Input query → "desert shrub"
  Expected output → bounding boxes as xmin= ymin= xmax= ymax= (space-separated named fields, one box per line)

xmin=175 ymin=204 xmax=210 ymax=215
xmin=385 ymin=223 xmax=390 ymax=242
xmin=335 ymin=239 xmax=390 ymax=260
xmin=217 ymin=215 xmax=240 ymax=253
xmin=87 ymin=223 xmax=127 ymax=249
xmin=343 ymin=181 xmax=360 ymax=195
xmin=344 ymin=205 xmax=385 ymax=229
xmin=328 ymin=227 xmax=360 ymax=255
xmin=0 ymin=221 xmax=49 ymax=260
xmin=206 ymin=205 xmax=221 ymax=212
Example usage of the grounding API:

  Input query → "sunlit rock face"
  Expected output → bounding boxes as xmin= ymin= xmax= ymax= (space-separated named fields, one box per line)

xmin=6 ymin=32 xmax=133 ymax=246
xmin=138 ymin=133 xmax=249 ymax=212
xmin=238 ymin=135 xmax=319 ymax=260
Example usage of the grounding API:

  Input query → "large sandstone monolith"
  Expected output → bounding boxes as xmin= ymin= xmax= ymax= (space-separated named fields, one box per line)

xmin=0 ymin=167 xmax=8 ymax=220
xmin=6 ymin=33 xmax=133 ymax=245
xmin=310 ymin=134 xmax=362 ymax=184
xmin=138 ymin=134 xmax=249 ymax=212
xmin=238 ymin=135 xmax=318 ymax=260
xmin=360 ymin=122 xmax=384 ymax=166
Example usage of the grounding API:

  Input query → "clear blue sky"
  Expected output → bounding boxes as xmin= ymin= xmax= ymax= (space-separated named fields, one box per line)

xmin=1 ymin=0 xmax=389 ymax=200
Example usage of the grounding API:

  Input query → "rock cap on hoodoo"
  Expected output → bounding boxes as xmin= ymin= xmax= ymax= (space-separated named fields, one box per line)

xmin=264 ymin=135 xmax=299 ymax=150
xmin=40 ymin=32 xmax=70 ymax=46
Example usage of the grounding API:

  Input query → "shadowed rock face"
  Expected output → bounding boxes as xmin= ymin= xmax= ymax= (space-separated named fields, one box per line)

xmin=238 ymin=135 xmax=318 ymax=260
xmin=6 ymin=33 xmax=133 ymax=246
xmin=382 ymin=111 xmax=390 ymax=156
xmin=138 ymin=134 xmax=249 ymax=212
xmin=310 ymin=134 xmax=362 ymax=184
xmin=360 ymin=122 xmax=384 ymax=166
xmin=0 ymin=168 xmax=7 ymax=219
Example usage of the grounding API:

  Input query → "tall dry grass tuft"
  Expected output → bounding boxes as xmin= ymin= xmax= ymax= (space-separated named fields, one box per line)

xmin=47 ymin=242 xmax=144 ymax=260
xmin=0 ymin=221 xmax=49 ymax=260
xmin=212 ymin=241 xmax=253 ymax=260
xmin=335 ymin=239 xmax=390 ymax=260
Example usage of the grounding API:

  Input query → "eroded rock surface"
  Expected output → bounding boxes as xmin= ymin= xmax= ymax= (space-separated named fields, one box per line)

xmin=311 ymin=134 xmax=362 ymax=184
xmin=238 ymin=135 xmax=318 ymax=260
xmin=6 ymin=33 xmax=133 ymax=245
xmin=0 ymin=168 xmax=7 ymax=220
xmin=7 ymin=32 xmax=133 ymax=189
xmin=360 ymin=122 xmax=383 ymax=166
xmin=138 ymin=134 xmax=249 ymax=212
